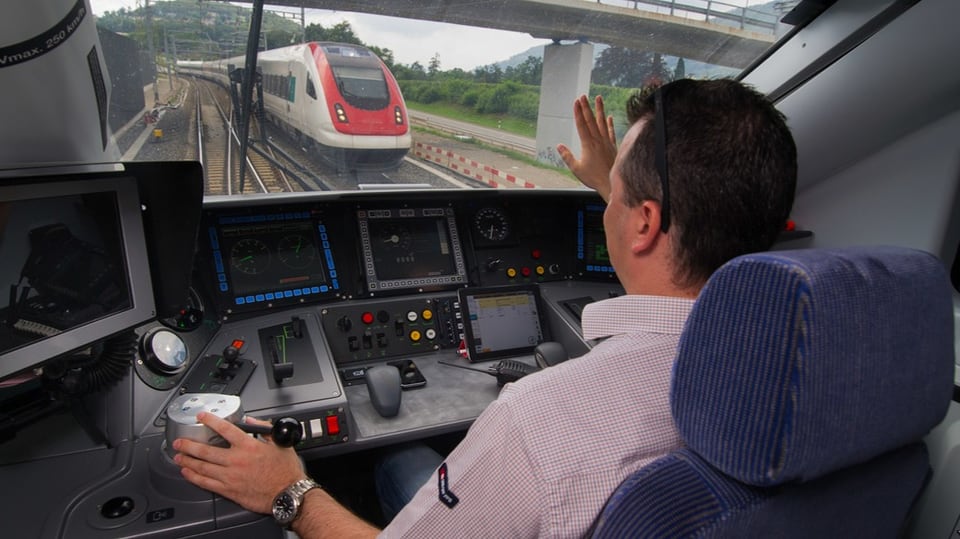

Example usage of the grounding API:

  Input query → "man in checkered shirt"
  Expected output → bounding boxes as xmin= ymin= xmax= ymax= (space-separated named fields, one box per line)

xmin=174 ymin=79 xmax=797 ymax=538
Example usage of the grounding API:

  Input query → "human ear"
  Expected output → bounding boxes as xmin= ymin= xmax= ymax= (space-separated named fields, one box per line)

xmin=629 ymin=200 xmax=663 ymax=254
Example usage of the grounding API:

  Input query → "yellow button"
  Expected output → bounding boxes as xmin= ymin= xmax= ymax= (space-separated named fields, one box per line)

xmin=422 ymin=309 xmax=433 ymax=321
xmin=409 ymin=330 xmax=422 ymax=342
xmin=506 ymin=268 xmax=517 ymax=278
xmin=536 ymin=265 xmax=545 ymax=275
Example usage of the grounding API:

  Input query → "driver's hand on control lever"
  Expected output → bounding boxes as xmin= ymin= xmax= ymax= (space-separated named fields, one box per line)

xmin=174 ymin=412 xmax=305 ymax=514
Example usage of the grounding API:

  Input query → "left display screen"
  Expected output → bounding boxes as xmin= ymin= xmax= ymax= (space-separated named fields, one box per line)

xmin=208 ymin=210 xmax=340 ymax=310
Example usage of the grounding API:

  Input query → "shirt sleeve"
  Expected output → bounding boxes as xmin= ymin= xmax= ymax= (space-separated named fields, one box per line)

xmin=379 ymin=387 xmax=543 ymax=538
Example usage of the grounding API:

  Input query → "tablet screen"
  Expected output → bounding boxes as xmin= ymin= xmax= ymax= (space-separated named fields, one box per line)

xmin=458 ymin=284 xmax=550 ymax=362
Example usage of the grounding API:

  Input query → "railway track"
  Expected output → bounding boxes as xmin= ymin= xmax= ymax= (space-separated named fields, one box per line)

xmin=195 ymin=78 xmax=289 ymax=196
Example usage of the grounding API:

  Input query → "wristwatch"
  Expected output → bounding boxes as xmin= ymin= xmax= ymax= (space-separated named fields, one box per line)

xmin=272 ymin=478 xmax=320 ymax=528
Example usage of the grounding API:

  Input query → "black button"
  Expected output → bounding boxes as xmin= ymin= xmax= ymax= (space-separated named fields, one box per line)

xmin=101 ymin=496 xmax=135 ymax=519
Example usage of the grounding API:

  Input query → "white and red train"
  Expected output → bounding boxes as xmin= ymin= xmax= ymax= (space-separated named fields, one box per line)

xmin=181 ymin=42 xmax=411 ymax=169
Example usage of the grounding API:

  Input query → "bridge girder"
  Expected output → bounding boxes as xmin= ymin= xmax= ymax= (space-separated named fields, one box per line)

xmin=257 ymin=0 xmax=775 ymax=68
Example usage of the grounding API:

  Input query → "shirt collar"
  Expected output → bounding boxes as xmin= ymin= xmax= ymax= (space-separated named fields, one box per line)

xmin=580 ymin=294 xmax=695 ymax=341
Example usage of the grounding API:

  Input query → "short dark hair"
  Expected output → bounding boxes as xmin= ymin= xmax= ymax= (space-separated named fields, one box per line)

xmin=620 ymin=78 xmax=797 ymax=289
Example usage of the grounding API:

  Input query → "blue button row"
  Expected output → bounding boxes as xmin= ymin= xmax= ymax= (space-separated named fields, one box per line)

xmin=235 ymin=285 xmax=330 ymax=305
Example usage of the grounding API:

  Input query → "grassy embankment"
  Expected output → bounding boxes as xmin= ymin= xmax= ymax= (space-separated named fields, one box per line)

xmin=405 ymin=101 xmax=567 ymax=175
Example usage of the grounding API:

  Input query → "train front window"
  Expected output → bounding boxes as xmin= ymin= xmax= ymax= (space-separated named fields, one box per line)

xmin=332 ymin=66 xmax=389 ymax=102
xmin=69 ymin=0 xmax=800 ymax=194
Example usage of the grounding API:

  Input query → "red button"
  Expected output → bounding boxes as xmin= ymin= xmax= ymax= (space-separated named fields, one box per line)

xmin=361 ymin=312 xmax=374 ymax=324
xmin=531 ymin=249 xmax=542 ymax=259
xmin=325 ymin=415 xmax=340 ymax=436
xmin=521 ymin=267 xmax=532 ymax=277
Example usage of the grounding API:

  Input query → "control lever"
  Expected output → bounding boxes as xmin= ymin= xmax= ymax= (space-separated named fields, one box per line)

xmin=164 ymin=394 xmax=303 ymax=457
xmin=439 ymin=359 xmax=540 ymax=387
xmin=235 ymin=416 xmax=303 ymax=447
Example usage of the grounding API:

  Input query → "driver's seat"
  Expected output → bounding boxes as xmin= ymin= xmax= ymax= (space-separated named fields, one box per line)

xmin=591 ymin=246 xmax=955 ymax=537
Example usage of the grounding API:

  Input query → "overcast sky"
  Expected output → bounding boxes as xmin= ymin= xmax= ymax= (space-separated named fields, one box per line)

xmin=90 ymin=1 xmax=547 ymax=70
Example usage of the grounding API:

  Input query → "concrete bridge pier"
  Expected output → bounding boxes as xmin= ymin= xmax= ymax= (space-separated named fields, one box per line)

xmin=535 ymin=41 xmax=594 ymax=168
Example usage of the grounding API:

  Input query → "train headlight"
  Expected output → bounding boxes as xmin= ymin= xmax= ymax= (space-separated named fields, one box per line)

xmin=334 ymin=103 xmax=348 ymax=123
xmin=394 ymin=106 xmax=404 ymax=125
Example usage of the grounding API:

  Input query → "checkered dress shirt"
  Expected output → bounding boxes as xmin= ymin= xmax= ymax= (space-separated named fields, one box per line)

xmin=382 ymin=294 xmax=694 ymax=538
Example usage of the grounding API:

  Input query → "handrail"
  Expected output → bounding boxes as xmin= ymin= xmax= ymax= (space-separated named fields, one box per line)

xmin=590 ymin=0 xmax=780 ymax=32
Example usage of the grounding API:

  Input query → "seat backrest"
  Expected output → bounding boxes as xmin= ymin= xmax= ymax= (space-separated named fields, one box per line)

xmin=592 ymin=246 xmax=955 ymax=538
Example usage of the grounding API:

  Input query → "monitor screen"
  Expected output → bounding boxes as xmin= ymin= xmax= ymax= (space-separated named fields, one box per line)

xmin=576 ymin=203 xmax=617 ymax=279
xmin=458 ymin=284 xmax=550 ymax=362
xmin=0 ymin=170 xmax=156 ymax=382
xmin=358 ymin=207 xmax=467 ymax=292
xmin=206 ymin=209 xmax=341 ymax=312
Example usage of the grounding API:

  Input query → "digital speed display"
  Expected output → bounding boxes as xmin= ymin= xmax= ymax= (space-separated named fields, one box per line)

xmin=357 ymin=207 xmax=467 ymax=292
xmin=209 ymin=210 xmax=340 ymax=310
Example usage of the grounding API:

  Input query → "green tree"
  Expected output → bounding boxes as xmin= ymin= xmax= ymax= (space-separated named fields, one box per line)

xmin=592 ymin=47 xmax=672 ymax=88
xmin=674 ymin=57 xmax=686 ymax=80
xmin=505 ymin=56 xmax=542 ymax=85
xmin=428 ymin=53 xmax=441 ymax=77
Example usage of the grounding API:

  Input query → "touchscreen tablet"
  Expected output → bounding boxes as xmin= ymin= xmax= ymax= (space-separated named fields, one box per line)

xmin=458 ymin=284 xmax=551 ymax=362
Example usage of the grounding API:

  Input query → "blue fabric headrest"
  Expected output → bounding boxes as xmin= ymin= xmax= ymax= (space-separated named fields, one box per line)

xmin=671 ymin=246 xmax=954 ymax=486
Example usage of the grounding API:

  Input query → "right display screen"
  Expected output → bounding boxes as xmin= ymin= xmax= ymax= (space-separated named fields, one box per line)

xmin=576 ymin=203 xmax=616 ymax=278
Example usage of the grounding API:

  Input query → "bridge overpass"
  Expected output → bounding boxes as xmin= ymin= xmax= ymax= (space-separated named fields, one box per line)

xmin=265 ymin=0 xmax=779 ymax=69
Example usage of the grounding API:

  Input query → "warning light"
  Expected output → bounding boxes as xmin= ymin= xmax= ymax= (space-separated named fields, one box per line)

xmin=361 ymin=312 xmax=375 ymax=324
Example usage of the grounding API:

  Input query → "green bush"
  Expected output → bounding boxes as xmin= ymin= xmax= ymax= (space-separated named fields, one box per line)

xmin=507 ymin=92 xmax=540 ymax=122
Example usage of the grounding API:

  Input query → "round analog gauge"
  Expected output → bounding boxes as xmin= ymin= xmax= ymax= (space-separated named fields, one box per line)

xmin=378 ymin=223 xmax=412 ymax=250
xmin=277 ymin=234 xmax=317 ymax=269
xmin=474 ymin=207 xmax=511 ymax=242
xmin=230 ymin=238 xmax=271 ymax=275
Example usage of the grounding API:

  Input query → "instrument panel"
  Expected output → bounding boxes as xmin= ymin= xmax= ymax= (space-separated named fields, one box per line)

xmin=200 ymin=190 xmax=613 ymax=319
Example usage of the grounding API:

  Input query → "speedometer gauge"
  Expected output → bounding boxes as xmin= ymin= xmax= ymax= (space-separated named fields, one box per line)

xmin=474 ymin=207 xmax=511 ymax=242
xmin=230 ymin=238 xmax=271 ymax=275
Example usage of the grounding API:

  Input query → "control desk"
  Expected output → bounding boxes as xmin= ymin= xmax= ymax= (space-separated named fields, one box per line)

xmin=0 ymin=187 xmax=624 ymax=538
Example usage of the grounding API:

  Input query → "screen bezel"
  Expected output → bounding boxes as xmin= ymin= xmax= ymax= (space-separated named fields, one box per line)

xmin=0 ymin=173 xmax=156 ymax=381
xmin=205 ymin=208 xmax=342 ymax=315
xmin=357 ymin=206 xmax=468 ymax=293
xmin=458 ymin=283 xmax=551 ymax=363
xmin=576 ymin=202 xmax=618 ymax=281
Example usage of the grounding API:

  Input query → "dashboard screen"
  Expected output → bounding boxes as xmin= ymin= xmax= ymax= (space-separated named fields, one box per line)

xmin=577 ymin=203 xmax=616 ymax=278
xmin=458 ymin=284 xmax=550 ymax=362
xmin=358 ymin=207 xmax=467 ymax=292
xmin=208 ymin=210 xmax=339 ymax=310
xmin=0 ymin=173 xmax=155 ymax=382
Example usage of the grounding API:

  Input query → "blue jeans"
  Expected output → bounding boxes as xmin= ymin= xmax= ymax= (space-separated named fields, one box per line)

xmin=374 ymin=442 xmax=444 ymax=523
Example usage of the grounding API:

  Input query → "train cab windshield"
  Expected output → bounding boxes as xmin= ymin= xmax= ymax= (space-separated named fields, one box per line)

xmin=66 ymin=0 xmax=806 ymax=192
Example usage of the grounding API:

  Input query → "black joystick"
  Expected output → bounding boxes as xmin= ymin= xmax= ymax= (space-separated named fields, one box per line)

xmin=222 ymin=344 xmax=240 ymax=364
xmin=236 ymin=417 xmax=303 ymax=448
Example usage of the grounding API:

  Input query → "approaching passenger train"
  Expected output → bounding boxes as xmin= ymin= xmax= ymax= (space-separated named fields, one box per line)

xmin=1 ymin=0 xmax=959 ymax=537
xmin=184 ymin=41 xmax=411 ymax=170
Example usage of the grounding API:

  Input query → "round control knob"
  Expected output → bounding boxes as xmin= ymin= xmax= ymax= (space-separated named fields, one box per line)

xmin=270 ymin=417 xmax=304 ymax=447
xmin=141 ymin=328 xmax=188 ymax=375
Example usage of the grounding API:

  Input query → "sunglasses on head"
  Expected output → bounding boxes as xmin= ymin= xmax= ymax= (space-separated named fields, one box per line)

xmin=654 ymin=88 xmax=670 ymax=233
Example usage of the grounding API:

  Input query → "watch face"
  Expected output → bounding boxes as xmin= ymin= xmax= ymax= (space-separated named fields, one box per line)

xmin=273 ymin=492 xmax=297 ymax=524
